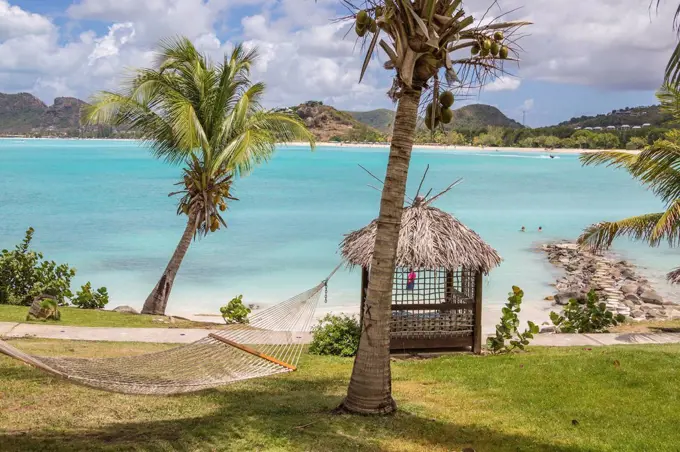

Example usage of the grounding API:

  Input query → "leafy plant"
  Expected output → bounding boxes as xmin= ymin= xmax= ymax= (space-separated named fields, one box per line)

xmin=72 ymin=282 xmax=109 ymax=309
xmin=309 ymin=314 xmax=361 ymax=357
xmin=550 ymin=290 xmax=625 ymax=333
xmin=487 ymin=286 xmax=539 ymax=354
xmin=220 ymin=295 xmax=251 ymax=324
xmin=0 ymin=228 xmax=76 ymax=306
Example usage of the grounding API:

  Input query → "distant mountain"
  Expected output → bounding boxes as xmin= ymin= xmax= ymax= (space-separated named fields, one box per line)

xmin=0 ymin=92 xmax=88 ymax=135
xmin=557 ymin=105 xmax=671 ymax=128
xmin=347 ymin=103 xmax=522 ymax=133
xmin=446 ymin=104 xmax=523 ymax=130
xmin=345 ymin=109 xmax=395 ymax=132
xmin=291 ymin=101 xmax=385 ymax=141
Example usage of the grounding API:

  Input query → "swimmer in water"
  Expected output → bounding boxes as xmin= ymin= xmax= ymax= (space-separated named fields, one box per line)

xmin=538 ymin=226 xmax=543 ymax=232
xmin=520 ymin=226 xmax=526 ymax=232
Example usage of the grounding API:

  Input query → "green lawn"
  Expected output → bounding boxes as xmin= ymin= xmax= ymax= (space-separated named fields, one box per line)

xmin=1 ymin=340 xmax=679 ymax=451
xmin=0 ymin=305 xmax=223 ymax=328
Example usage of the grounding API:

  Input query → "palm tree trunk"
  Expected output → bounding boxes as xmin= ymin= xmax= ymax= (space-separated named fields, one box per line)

xmin=141 ymin=212 xmax=197 ymax=315
xmin=340 ymin=86 xmax=422 ymax=414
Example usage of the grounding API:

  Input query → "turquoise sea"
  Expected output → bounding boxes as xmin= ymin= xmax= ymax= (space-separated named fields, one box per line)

xmin=1 ymin=139 xmax=678 ymax=322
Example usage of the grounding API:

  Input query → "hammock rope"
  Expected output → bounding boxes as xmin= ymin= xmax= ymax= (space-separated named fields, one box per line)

xmin=0 ymin=265 xmax=341 ymax=395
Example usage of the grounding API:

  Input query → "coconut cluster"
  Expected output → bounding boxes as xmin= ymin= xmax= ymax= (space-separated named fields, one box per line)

xmin=354 ymin=9 xmax=379 ymax=37
xmin=424 ymin=90 xmax=454 ymax=130
xmin=470 ymin=31 xmax=509 ymax=59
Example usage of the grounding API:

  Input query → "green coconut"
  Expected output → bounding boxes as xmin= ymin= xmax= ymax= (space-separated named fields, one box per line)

xmin=426 ymin=102 xmax=441 ymax=119
xmin=471 ymin=44 xmax=480 ymax=55
xmin=369 ymin=19 xmax=377 ymax=33
xmin=355 ymin=22 xmax=367 ymax=37
xmin=425 ymin=116 xmax=440 ymax=130
xmin=482 ymin=39 xmax=492 ymax=50
xmin=490 ymin=42 xmax=500 ymax=57
xmin=356 ymin=10 xmax=370 ymax=25
xmin=439 ymin=91 xmax=454 ymax=108
xmin=480 ymin=47 xmax=490 ymax=57
xmin=375 ymin=6 xmax=383 ymax=16
xmin=494 ymin=31 xmax=504 ymax=41
xmin=440 ymin=107 xmax=453 ymax=124
xmin=499 ymin=45 xmax=509 ymax=59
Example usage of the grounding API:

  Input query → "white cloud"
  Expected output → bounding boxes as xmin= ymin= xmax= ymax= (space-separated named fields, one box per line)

xmin=522 ymin=99 xmax=535 ymax=111
xmin=495 ymin=0 xmax=678 ymax=90
xmin=88 ymin=23 xmax=135 ymax=65
xmin=485 ymin=76 xmax=522 ymax=92
xmin=0 ymin=0 xmax=53 ymax=40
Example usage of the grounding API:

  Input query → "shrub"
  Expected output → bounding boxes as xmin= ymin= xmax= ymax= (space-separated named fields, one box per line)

xmin=487 ymin=286 xmax=539 ymax=354
xmin=309 ymin=314 xmax=361 ymax=357
xmin=220 ymin=295 xmax=251 ymax=324
xmin=26 ymin=297 xmax=61 ymax=321
xmin=550 ymin=289 xmax=625 ymax=333
xmin=72 ymin=282 xmax=109 ymax=309
xmin=0 ymin=228 xmax=76 ymax=306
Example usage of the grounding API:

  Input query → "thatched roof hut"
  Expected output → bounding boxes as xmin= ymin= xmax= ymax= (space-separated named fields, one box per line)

xmin=340 ymin=199 xmax=502 ymax=272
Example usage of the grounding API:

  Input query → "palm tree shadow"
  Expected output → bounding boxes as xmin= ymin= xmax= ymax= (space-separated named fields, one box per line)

xmin=1 ymin=378 xmax=591 ymax=452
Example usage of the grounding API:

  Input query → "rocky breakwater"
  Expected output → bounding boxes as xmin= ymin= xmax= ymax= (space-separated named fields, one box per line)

xmin=543 ymin=242 xmax=680 ymax=321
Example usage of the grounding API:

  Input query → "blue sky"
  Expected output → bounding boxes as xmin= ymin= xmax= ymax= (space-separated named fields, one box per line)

xmin=0 ymin=0 xmax=675 ymax=126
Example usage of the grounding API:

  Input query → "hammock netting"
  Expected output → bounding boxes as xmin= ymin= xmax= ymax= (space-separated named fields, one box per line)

xmin=0 ymin=268 xmax=337 ymax=395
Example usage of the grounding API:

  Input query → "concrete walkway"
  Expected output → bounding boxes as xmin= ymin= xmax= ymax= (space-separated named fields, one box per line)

xmin=2 ymin=321 xmax=680 ymax=346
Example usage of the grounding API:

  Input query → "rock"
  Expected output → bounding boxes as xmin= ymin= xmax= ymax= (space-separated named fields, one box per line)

xmin=631 ymin=309 xmax=645 ymax=319
xmin=544 ymin=295 xmax=554 ymax=301
xmin=112 ymin=305 xmax=139 ymax=314
xmin=540 ymin=325 xmax=556 ymax=334
xmin=624 ymin=293 xmax=641 ymax=304
xmin=640 ymin=290 xmax=664 ymax=305
xmin=620 ymin=283 xmax=638 ymax=295
xmin=622 ymin=299 xmax=636 ymax=309
xmin=554 ymin=292 xmax=584 ymax=305
xmin=621 ymin=268 xmax=636 ymax=279
xmin=663 ymin=300 xmax=678 ymax=306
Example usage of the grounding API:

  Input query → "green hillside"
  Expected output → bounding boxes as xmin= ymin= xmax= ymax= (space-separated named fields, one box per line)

xmin=344 ymin=109 xmax=395 ymax=132
xmin=557 ymin=105 xmax=672 ymax=128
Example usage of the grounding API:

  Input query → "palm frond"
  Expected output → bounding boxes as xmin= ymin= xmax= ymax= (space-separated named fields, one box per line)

xmin=578 ymin=213 xmax=665 ymax=250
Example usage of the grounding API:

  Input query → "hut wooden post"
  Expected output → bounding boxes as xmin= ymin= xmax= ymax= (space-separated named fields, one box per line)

xmin=445 ymin=270 xmax=454 ymax=303
xmin=360 ymin=266 xmax=369 ymax=327
xmin=473 ymin=271 xmax=483 ymax=354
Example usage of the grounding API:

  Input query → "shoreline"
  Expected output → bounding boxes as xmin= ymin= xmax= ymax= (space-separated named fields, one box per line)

xmin=1 ymin=137 xmax=638 ymax=155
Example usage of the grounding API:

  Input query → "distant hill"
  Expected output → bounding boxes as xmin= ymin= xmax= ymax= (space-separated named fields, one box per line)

xmin=557 ymin=105 xmax=672 ymax=128
xmin=291 ymin=101 xmax=385 ymax=141
xmin=345 ymin=109 xmax=395 ymax=132
xmin=446 ymin=104 xmax=523 ymax=130
xmin=0 ymin=92 xmax=88 ymax=135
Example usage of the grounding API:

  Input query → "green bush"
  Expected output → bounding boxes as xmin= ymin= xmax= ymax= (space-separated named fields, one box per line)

xmin=550 ymin=289 xmax=625 ymax=333
xmin=72 ymin=282 xmax=109 ymax=309
xmin=309 ymin=314 xmax=361 ymax=357
xmin=487 ymin=286 xmax=539 ymax=354
xmin=220 ymin=295 xmax=251 ymax=324
xmin=0 ymin=228 xmax=76 ymax=306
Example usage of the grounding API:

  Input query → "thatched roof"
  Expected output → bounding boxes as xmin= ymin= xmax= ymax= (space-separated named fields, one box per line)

xmin=340 ymin=200 xmax=502 ymax=273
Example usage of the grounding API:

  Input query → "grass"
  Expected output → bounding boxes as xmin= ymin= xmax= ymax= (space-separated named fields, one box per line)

xmin=0 ymin=305 xmax=223 ymax=328
xmin=1 ymin=340 xmax=680 ymax=451
xmin=611 ymin=319 xmax=680 ymax=333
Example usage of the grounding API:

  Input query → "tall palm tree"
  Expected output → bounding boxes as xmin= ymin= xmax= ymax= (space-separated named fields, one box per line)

xmin=579 ymin=83 xmax=680 ymax=282
xmin=656 ymin=1 xmax=680 ymax=84
xmin=85 ymin=38 xmax=315 ymax=315
xmin=338 ymin=1 xmax=529 ymax=414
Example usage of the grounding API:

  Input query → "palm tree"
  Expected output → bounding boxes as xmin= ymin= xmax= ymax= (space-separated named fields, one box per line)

xmin=656 ymin=1 xmax=680 ymax=84
xmin=338 ymin=2 xmax=529 ymax=414
xmin=85 ymin=38 xmax=315 ymax=315
xmin=579 ymin=83 xmax=680 ymax=282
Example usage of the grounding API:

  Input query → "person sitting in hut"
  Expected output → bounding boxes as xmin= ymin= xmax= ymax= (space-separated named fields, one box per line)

xmin=406 ymin=268 xmax=417 ymax=291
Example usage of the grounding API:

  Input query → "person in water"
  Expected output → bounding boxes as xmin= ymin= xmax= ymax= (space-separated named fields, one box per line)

xmin=520 ymin=226 xmax=526 ymax=232
xmin=538 ymin=226 xmax=543 ymax=232
xmin=406 ymin=268 xmax=417 ymax=291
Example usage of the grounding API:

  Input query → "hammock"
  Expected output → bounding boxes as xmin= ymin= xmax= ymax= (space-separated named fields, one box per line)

xmin=0 ymin=266 xmax=339 ymax=395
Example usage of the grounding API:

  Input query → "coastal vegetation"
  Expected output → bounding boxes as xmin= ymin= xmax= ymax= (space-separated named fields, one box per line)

xmin=486 ymin=286 xmax=539 ymax=355
xmin=0 ymin=228 xmax=108 ymax=309
xmin=309 ymin=314 xmax=361 ymax=357
xmin=84 ymin=38 xmax=314 ymax=315
xmin=2 ymin=339 xmax=680 ymax=451
xmin=579 ymin=83 xmax=680 ymax=283
xmin=339 ymin=0 xmax=529 ymax=414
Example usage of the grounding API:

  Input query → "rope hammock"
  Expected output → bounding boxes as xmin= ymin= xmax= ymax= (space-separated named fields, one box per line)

xmin=0 ymin=266 xmax=340 ymax=395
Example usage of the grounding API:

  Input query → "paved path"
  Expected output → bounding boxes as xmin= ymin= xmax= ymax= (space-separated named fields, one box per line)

xmin=1 ymin=321 xmax=680 ymax=347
